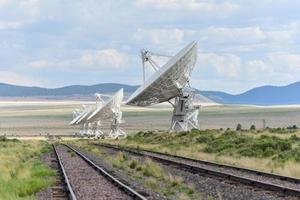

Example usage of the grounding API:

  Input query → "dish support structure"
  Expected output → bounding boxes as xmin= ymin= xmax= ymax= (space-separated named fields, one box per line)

xmin=170 ymin=89 xmax=199 ymax=132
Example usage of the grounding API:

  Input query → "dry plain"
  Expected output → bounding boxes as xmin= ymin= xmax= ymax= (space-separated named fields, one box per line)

xmin=0 ymin=100 xmax=300 ymax=136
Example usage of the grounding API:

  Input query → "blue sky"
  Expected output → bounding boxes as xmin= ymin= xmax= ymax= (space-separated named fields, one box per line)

xmin=0 ymin=0 xmax=300 ymax=94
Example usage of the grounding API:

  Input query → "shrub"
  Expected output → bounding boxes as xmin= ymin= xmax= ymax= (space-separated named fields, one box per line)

xmin=236 ymin=124 xmax=242 ymax=131
xmin=196 ymin=132 xmax=214 ymax=143
xmin=290 ymin=135 xmax=300 ymax=142
xmin=129 ymin=160 xmax=138 ymax=169
xmin=292 ymin=125 xmax=298 ymax=129
xmin=0 ymin=136 xmax=7 ymax=142
xmin=268 ymin=127 xmax=296 ymax=134
xmin=201 ymin=131 xmax=295 ymax=160
xmin=287 ymin=125 xmax=298 ymax=130
xmin=250 ymin=124 xmax=256 ymax=131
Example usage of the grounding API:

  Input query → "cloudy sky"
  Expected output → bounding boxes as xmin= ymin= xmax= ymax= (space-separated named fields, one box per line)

xmin=0 ymin=0 xmax=300 ymax=94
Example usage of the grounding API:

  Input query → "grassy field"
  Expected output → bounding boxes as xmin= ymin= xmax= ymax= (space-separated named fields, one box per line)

xmin=104 ymin=128 xmax=300 ymax=179
xmin=1 ymin=101 xmax=300 ymax=136
xmin=0 ymin=137 xmax=56 ymax=199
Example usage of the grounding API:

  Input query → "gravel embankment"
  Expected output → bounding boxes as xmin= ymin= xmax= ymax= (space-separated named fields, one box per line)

xmin=56 ymin=145 xmax=133 ymax=200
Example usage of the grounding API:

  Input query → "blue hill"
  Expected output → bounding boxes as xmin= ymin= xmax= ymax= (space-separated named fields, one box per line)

xmin=0 ymin=81 xmax=300 ymax=105
xmin=0 ymin=83 xmax=138 ymax=97
xmin=200 ymin=81 xmax=300 ymax=105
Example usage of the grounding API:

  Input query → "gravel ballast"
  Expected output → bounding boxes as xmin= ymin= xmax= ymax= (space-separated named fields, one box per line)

xmin=56 ymin=145 xmax=133 ymax=200
xmin=70 ymin=145 xmax=169 ymax=200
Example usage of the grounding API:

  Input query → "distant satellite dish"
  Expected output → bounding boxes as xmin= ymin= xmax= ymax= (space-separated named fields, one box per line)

xmin=75 ymin=106 xmax=94 ymax=125
xmin=70 ymin=89 xmax=121 ymax=137
xmin=127 ymin=42 xmax=199 ymax=132
xmin=70 ymin=105 xmax=89 ymax=125
xmin=88 ymin=88 xmax=126 ymax=138
xmin=69 ymin=105 xmax=94 ymax=136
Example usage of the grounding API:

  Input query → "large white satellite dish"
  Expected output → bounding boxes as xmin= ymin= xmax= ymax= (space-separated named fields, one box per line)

xmin=127 ymin=42 xmax=199 ymax=132
xmin=88 ymin=88 xmax=126 ymax=138
xmin=127 ymin=41 xmax=197 ymax=106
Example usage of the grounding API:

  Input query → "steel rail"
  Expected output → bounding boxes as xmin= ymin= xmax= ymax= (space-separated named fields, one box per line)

xmin=98 ymin=143 xmax=300 ymax=197
xmin=62 ymin=144 xmax=147 ymax=200
xmin=52 ymin=144 xmax=77 ymax=200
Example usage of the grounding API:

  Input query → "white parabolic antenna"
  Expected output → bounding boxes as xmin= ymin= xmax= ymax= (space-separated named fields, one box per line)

xmin=70 ymin=105 xmax=95 ymax=136
xmin=75 ymin=106 xmax=94 ymax=125
xmin=127 ymin=41 xmax=199 ymax=132
xmin=88 ymin=88 xmax=126 ymax=138
xmin=70 ymin=105 xmax=89 ymax=125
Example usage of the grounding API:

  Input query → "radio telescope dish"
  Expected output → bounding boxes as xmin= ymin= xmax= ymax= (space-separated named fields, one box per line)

xmin=70 ymin=105 xmax=89 ymax=125
xmin=70 ymin=105 xmax=95 ymax=136
xmin=127 ymin=42 xmax=199 ymax=132
xmin=127 ymin=41 xmax=197 ymax=106
xmin=75 ymin=106 xmax=94 ymax=125
xmin=88 ymin=88 xmax=126 ymax=138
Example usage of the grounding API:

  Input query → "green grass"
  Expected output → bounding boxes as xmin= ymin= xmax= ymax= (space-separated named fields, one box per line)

xmin=267 ymin=126 xmax=298 ymax=134
xmin=104 ymin=128 xmax=300 ymax=178
xmin=0 ymin=138 xmax=56 ymax=200
xmin=109 ymin=152 xmax=202 ymax=199
xmin=201 ymin=131 xmax=299 ymax=162
xmin=123 ymin=129 xmax=300 ymax=163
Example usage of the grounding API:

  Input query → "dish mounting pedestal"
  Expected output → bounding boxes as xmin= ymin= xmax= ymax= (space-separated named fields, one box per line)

xmin=94 ymin=121 xmax=104 ymax=138
xmin=170 ymin=89 xmax=199 ymax=132
xmin=108 ymin=111 xmax=126 ymax=138
xmin=79 ymin=123 xmax=87 ymax=136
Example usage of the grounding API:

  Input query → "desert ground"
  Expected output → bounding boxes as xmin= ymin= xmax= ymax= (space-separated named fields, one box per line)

xmin=0 ymin=100 xmax=300 ymax=136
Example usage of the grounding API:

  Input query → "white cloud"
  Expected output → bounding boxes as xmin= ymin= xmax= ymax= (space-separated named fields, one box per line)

xmin=201 ymin=26 xmax=266 ymax=44
xmin=195 ymin=24 xmax=299 ymax=53
xmin=198 ymin=53 xmax=241 ymax=78
xmin=0 ymin=21 xmax=22 ymax=29
xmin=195 ymin=51 xmax=300 ymax=93
xmin=29 ymin=48 xmax=129 ymax=70
xmin=135 ymin=0 xmax=239 ymax=15
xmin=80 ymin=49 xmax=128 ymax=69
xmin=133 ymin=28 xmax=192 ymax=45
xmin=0 ymin=0 xmax=8 ymax=8
xmin=268 ymin=53 xmax=300 ymax=72
xmin=133 ymin=25 xmax=298 ymax=55
xmin=0 ymin=71 xmax=40 ymax=86
xmin=245 ymin=59 xmax=270 ymax=75
xmin=29 ymin=60 xmax=50 ymax=69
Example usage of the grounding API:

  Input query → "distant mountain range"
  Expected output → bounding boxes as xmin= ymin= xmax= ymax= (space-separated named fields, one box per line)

xmin=199 ymin=81 xmax=300 ymax=105
xmin=0 ymin=83 xmax=138 ymax=98
xmin=0 ymin=81 xmax=300 ymax=105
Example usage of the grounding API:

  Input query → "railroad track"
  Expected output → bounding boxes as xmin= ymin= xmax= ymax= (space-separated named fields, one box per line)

xmin=98 ymin=143 xmax=300 ymax=198
xmin=53 ymin=144 xmax=77 ymax=200
xmin=53 ymin=144 xmax=147 ymax=200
